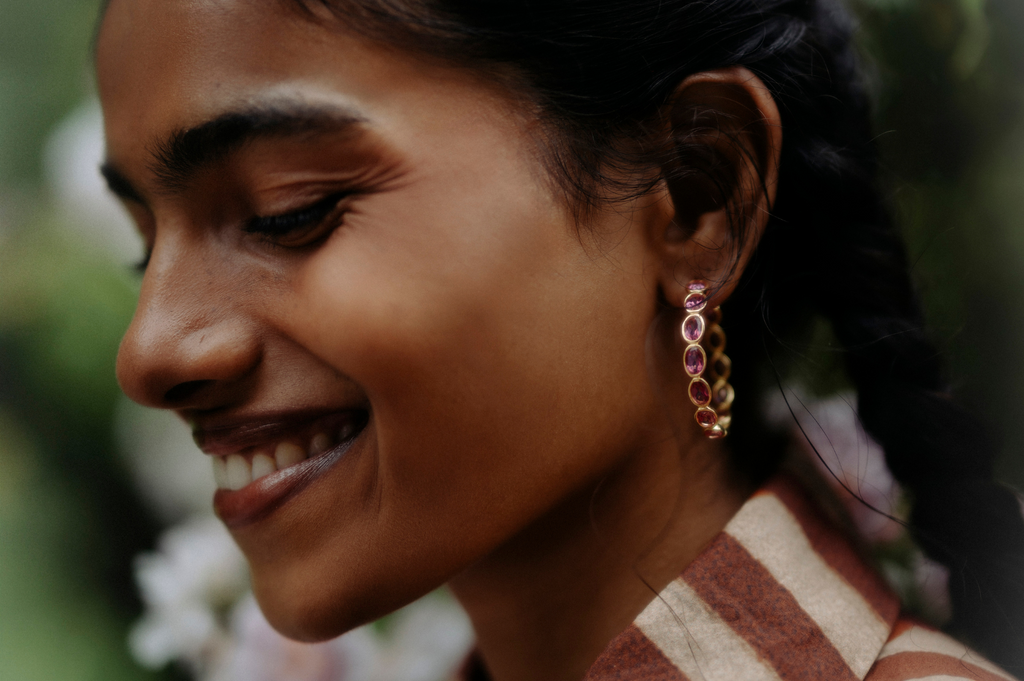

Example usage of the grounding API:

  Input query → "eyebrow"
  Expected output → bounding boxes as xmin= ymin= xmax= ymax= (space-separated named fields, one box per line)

xmin=100 ymin=102 xmax=367 ymax=200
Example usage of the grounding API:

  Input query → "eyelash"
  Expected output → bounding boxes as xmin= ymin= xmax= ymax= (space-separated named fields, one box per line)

xmin=132 ymin=192 xmax=349 ymax=273
xmin=245 ymin=192 xmax=349 ymax=239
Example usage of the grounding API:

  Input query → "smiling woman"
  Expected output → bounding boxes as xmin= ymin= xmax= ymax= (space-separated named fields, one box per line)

xmin=94 ymin=1 xmax=1024 ymax=680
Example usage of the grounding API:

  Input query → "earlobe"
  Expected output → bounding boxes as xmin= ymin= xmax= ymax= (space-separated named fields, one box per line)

xmin=656 ymin=67 xmax=782 ymax=310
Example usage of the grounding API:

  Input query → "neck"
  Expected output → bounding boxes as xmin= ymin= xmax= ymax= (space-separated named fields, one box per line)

xmin=449 ymin=429 xmax=749 ymax=681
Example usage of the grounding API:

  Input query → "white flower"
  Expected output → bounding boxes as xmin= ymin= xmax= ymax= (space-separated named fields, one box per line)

xmin=912 ymin=553 xmax=952 ymax=625
xmin=116 ymin=397 xmax=217 ymax=524
xmin=768 ymin=389 xmax=903 ymax=542
xmin=211 ymin=591 xmax=473 ymax=681
xmin=369 ymin=592 xmax=474 ymax=681
xmin=131 ymin=604 xmax=221 ymax=671
xmin=129 ymin=514 xmax=474 ymax=681
xmin=767 ymin=387 xmax=952 ymax=624
xmin=129 ymin=516 xmax=248 ymax=672
xmin=209 ymin=595 xmax=381 ymax=681
xmin=44 ymin=99 xmax=139 ymax=262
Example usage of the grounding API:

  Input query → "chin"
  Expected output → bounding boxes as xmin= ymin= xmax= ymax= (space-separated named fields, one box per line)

xmin=251 ymin=575 xmax=373 ymax=642
xmin=249 ymin=563 xmax=432 ymax=643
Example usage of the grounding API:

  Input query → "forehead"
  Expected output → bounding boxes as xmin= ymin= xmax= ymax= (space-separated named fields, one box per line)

xmin=98 ymin=1 xmax=314 ymax=125
xmin=95 ymin=0 xmax=506 ymax=175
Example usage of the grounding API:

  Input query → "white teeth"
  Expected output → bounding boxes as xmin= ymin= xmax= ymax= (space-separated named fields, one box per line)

xmin=226 ymin=454 xmax=251 ymax=491
xmin=309 ymin=432 xmax=333 ymax=455
xmin=212 ymin=456 xmax=229 ymax=489
xmin=213 ymin=434 xmax=333 ymax=490
xmin=251 ymin=453 xmax=277 ymax=480
xmin=275 ymin=442 xmax=306 ymax=469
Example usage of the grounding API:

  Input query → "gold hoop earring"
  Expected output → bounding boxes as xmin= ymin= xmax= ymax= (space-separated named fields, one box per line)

xmin=681 ymin=280 xmax=733 ymax=439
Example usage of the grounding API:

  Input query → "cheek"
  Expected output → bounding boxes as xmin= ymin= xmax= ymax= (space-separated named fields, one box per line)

xmin=248 ymin=163 xmax=660 ymax=639
xmin=283 ymin=204 xmax=658 ymax=521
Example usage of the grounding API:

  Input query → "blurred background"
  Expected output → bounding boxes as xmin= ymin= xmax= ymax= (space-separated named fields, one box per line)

xmin=1 ymin=0 xmax=1024 ymax=679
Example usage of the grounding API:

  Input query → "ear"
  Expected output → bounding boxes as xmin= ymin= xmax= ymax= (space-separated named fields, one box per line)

xmin=653 ymin=67 xmax=782 ymax=309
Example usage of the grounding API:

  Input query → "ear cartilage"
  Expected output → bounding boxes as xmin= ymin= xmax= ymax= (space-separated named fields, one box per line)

xmin=682 ymin=280 xmax=733 ymax=439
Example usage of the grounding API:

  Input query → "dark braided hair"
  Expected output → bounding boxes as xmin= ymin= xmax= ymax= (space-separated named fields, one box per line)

xmin=289 ymin=0 xmax=1024 ymax=671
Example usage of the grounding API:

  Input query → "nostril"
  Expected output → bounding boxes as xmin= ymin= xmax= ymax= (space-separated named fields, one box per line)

xmin=164 ymin=380 xmax=214 ymax=404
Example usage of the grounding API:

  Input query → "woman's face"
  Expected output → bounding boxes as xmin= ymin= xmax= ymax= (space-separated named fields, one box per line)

xmin=98 ymin=0 xmax=677 ymax=640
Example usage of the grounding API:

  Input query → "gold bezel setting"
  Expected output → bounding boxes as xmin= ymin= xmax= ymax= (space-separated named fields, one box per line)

xmin=682 ymin=280 xmax=734 ymax=439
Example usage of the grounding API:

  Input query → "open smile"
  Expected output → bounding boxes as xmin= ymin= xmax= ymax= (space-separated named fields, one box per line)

xmin=195 ymin=410 xmax=369 ymax=527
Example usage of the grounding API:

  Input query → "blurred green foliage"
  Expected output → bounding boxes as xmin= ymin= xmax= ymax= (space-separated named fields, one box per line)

xmin=0 ymin=1 xmax=177 ymax=678
xmin=855 ymin=0 xmax=1024 ymax=482
xmin=0 ymin=410 xmax=152 ymax=681
xmin=1 ymin=0 xmax=1024 ymax=679
xmin=0 ymin=189 xmax=175 ymax=681
xmin=0 ymin=0 xmax=99 ymax=185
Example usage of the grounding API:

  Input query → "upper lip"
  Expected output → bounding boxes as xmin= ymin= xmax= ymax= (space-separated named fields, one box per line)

xmin=189 ymin=407 xmax=367 ymax=456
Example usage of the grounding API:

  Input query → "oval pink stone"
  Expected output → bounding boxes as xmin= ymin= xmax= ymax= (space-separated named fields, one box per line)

xmin=684 ymin=346 xmax=706 ymax=376
xmin=688 ymin=280 xmax=708 ymax=292
xmin=695 ymin=408 xmax=717 ymax=428
xmin=689 ymin=378 xmax=711 ymax=406
xmin=704 ymin=425 xmax=726 ymax=439
xmin=684 ymin=293 xmax=706 ymax=311
xmin=713 ymin=380 xmax=735 ymax=409
xmin=682 ymin=315 xmax=705 ymax=342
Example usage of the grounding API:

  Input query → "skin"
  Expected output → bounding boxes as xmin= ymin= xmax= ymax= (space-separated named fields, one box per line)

xmin=97 ymin=1 xmax=781 ymax=679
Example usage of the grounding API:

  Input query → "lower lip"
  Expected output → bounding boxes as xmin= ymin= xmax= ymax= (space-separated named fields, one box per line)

xmin=213 ymin=437 xmax=357 ymax=528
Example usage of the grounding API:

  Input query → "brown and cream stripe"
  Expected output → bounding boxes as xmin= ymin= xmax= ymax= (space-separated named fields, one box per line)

xmin=576 ymin=476 xmax=1016 ymax=681
xmin=459 ymin=475 xmax=1015 ymax=681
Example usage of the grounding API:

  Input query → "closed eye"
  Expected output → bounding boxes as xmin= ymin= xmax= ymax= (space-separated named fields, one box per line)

xmin=131 ymin=191 xmax=351 ymax=275
xmin=245 ymin=192 xmax=350 ymax=238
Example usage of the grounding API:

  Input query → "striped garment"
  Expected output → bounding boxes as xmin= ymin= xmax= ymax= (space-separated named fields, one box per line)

xmin=461 ymin=475 xmax=1016 ymax=681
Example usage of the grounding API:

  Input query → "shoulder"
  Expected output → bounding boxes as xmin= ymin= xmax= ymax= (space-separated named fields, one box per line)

xmin=864 ymin=618 xmax=1018 ymax=681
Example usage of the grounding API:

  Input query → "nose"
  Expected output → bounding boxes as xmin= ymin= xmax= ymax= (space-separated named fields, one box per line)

xmin=116 ymin=249 xmax=262 ymax=411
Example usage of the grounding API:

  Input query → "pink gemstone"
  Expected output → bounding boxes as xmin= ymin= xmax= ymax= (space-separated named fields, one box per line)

xmin=682 ymin=315 xmax=705 ymax=342
xmin=705 ymin=425 xmax=726 ymax=439
xmin=695 ymin=408 xmax=717 ymax=428
xmin=714 ymin=381 xmax=734 ymax=408
xmin=689 ymin=379 xmax=711 ymax=406
xmin=684 ymin=346 xmax=706 ymax=376
xmin=688 ymin=280 xmax=708 ymax=292
xmin=684 ymin=293 xmax=706 ymax=311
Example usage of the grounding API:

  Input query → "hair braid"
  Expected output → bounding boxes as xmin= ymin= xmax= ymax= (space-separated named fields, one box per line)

xmin=821 ymin=179 xmax=1024 ymax=671
xmin=748 ymin=4 xmax=1024 ymax=668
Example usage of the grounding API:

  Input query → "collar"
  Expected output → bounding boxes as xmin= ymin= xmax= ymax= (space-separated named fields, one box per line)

xmin=459 ymin=475 xmax=902 ymax=681
xmin=584 ymin=474 xmax=902 ymax=680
